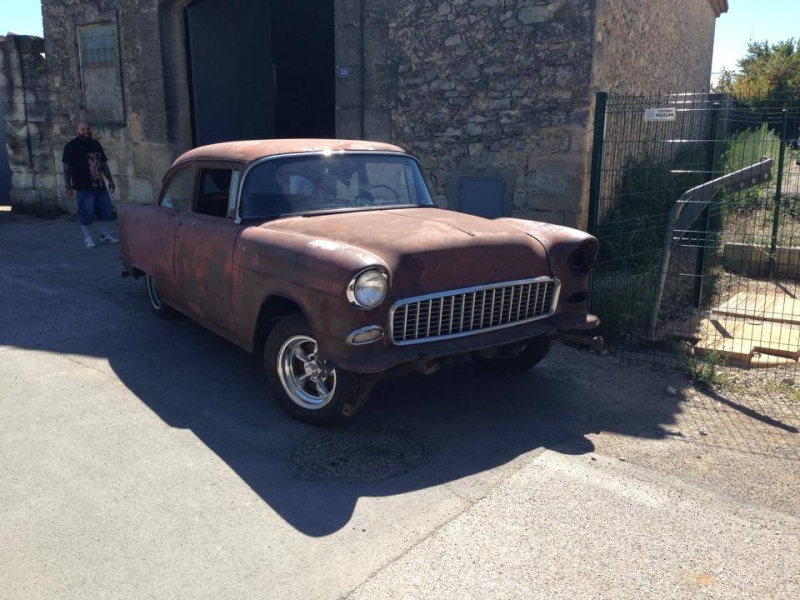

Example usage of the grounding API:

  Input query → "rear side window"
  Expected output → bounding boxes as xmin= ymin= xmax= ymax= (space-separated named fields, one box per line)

xmin=160 ymin=168 xmax=195 ymax=212
xmin=196 ymin=168 xmax=235 ymax=218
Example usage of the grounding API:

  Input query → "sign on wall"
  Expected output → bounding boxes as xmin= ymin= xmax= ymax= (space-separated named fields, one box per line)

xmin=643 ymin=108 xmax=677 ymax=122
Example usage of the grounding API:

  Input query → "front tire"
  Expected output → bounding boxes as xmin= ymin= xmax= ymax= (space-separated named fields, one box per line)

xmin=471 ymin=334 xmax=555 ymax=374
xmin=145 ymin=273 xmax=178 ymax=319
xmin=264 ymin=313 xmax=375 ymax=425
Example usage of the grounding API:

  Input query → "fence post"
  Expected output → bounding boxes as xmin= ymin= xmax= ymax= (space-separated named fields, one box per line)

xmin=693 ymin=100 xmax=722 ymax=307
xmin=587 ymin=92 xmax=607 ymax=236
xmin=768 ymin=109 xmax=788 ymax=279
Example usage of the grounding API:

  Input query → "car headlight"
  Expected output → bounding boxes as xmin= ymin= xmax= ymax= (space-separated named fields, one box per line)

xmin=347 ymin=268 xmax=387 ymax=309
xmin=567 ymin=241 xmax=597 ymax=276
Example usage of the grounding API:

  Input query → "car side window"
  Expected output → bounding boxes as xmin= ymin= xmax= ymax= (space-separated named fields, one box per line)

xmin=196 ymin=168 xmax=234 ymax=218
xmin=160 ymin=168 xmax=194 ymax=212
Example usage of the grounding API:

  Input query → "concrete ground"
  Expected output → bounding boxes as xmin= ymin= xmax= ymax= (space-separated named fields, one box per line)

xmin=1 ymin=211 xmax=798 ymax=599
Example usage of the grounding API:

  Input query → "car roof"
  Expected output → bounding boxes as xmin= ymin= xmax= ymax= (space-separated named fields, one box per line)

xmin=172 ymin=138 xmax=408 ymax=168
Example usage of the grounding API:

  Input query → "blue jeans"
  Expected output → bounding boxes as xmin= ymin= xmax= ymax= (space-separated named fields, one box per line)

xmin=75 ymin=189 xmax=114 ymax=225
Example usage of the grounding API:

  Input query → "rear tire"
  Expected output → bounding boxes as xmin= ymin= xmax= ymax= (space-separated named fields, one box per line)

xmin=264 ymin=313 xmax=375 ymax=425
xmin=471 ymin=334 xmax=554 ymax=374
xmin=145 ymin=273 xmax=178 ymax=319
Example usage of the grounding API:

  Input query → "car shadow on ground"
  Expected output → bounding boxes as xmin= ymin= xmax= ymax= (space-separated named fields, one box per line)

xmin=1 ymin=215 xmax=686 ymax=537
xmin=100 ymin=321 xmax=681 ymax=536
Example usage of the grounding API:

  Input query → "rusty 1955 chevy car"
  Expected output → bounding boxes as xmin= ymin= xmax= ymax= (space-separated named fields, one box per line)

xmin=118 ymin=139 xmax=599 ymax=425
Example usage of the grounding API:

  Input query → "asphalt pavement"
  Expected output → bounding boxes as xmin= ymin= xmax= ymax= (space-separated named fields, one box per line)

xmin=1 ymin=211 xmax=798 ymax=599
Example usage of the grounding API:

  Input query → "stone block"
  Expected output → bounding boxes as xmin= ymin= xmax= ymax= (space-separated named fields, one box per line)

xmin=11 ymin=169 xmax=34 ymax=189
xmin=517 ymin=208 xmax=572 ymax=226
xmin=125 ymin=177 xmax=158 ymax=204
xmin=519 ymin=6 xmax=551 ymax=25
xmin=128 ymin=142 xmax=171 ymax=175
xmin=7 ymin=190 xmax=32 ymax=210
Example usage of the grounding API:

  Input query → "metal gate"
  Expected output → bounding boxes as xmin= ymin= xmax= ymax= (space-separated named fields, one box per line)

xmin=588 ymin=92 xmax=800 ymax=374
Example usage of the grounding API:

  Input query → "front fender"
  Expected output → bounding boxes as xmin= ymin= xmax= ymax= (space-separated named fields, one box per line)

xmin=232 ymin=227 xmax=390 ymax=352
xmin=496 ymin=218 xmax=599 ymax=274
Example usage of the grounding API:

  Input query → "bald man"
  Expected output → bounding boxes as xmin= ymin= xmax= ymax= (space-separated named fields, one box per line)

xmin=62 ymin=121 xmax=117 ymax=248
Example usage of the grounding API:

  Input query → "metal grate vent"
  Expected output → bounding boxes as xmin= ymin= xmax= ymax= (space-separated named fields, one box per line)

xmin=391 ymin=278 xmax=558 ymax=345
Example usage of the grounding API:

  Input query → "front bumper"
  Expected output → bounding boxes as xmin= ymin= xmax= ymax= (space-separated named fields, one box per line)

xmin=329 ymin=311 xmax=599 ymax=373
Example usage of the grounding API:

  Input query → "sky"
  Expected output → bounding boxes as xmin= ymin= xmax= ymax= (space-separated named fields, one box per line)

xmin=0 ymin=1 xmax=43 ymax=37
xmin=711 ymin=0 xmax=798 ymax=76
xmin=0 ymin=0 xmax=796 ymax=79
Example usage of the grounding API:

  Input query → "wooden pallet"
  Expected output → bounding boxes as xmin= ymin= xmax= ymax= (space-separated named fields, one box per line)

xmin=714 ymin=284 xmax=800 ymax=325
xmin=665 ymin=283 xmax=800 ymax=368
xmin=693 ymin=316 xmax=800 ymax=367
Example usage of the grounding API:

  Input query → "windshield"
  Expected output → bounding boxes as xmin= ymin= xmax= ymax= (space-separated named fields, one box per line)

xmin=239 ymin=153 xmax=435 ymax=219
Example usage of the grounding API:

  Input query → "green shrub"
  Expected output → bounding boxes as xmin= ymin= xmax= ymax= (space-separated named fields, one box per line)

xmin=589 ymin=267 xmax=656 ymax=341
xmin=721 ymin=123 xmax=782 ymax=174
xmin=717 ymin=123 xmax=800 ymax=248
xmin=685 ymin=350 xmax=727 ymax=388
xmin=597 ymin=148 xmax=707 ymax=272
xmin=719 ymin=123 xmax=784 ymax=214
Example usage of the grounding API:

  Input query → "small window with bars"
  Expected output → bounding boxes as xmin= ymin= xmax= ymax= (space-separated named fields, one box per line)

xmin=78 ymin=24 xmax=117 ymax=67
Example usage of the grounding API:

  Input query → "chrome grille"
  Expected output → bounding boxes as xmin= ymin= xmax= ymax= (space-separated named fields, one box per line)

xmin=390 ymin=277 xmax=558 ymax=345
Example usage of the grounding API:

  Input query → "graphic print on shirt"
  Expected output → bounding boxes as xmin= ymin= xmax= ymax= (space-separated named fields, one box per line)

xmin=87 ymin=152 xmax=104 ymax=188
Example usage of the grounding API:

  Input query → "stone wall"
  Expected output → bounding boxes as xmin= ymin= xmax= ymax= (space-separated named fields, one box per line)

xmin=592 ymin=0 xmax=719 ymax=94
xmin=382 ymin=0 xmax=597 ymax=226
xmin=42 ymin=0 xmax=176 ymax=208
xmin=588 ymin=0 xmax=725 ymax=216
xmin=365 ymin=0 xmax=725 ymax=227
xmin=1 ymin=34 xmax=56 ymax=212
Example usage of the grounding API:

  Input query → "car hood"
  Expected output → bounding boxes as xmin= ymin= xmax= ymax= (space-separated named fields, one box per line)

xmin=257 ymin=207 xmax=551 ymax=297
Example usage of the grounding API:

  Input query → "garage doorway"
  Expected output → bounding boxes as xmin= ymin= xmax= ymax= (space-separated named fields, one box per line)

xmin=184 ymin=0 xmax=335 ymax=146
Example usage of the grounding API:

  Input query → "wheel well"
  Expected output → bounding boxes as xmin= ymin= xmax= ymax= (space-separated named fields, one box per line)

xmin=253 ymin=296 xmax=303 ymax=352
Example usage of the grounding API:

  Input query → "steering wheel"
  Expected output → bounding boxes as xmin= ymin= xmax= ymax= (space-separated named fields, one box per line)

xmin=353 ymin=184 xmax=400 ymax=206
xmin=369 ymin=185 xmax=400 ymax=204
xmin=352 ymin=185 xmax=402 ymax=206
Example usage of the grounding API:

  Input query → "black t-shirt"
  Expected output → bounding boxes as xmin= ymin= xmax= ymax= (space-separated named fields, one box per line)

xmin=62 ymin=137 xmax=108 ymax=191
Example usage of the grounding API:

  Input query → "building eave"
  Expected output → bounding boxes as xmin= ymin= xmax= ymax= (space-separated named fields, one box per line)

xmin=708 ymin=0 xmax=729 ymax=18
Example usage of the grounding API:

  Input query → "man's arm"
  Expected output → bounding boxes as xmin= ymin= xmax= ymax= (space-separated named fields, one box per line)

xmin=63 ymin=163 xmax=74 ymax=197
xmin=101 ymin=162 xmax=116 ymax=194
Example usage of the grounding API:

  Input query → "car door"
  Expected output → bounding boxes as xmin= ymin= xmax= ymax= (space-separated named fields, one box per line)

xmin=175 ymin=164 xmax=243 ymax=339
xmin=135 ymin=165 xmax=197 ymax=309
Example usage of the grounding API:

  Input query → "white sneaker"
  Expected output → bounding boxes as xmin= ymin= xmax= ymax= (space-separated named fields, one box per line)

xmin=85 ymin=239 xmax=97 ymax=249
xmin=100 ymin=234 xmax=119 ymax=244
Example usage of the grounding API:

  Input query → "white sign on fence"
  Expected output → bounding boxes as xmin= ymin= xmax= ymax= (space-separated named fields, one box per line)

xmin=644 ymin=107 xmax=677 ymax=122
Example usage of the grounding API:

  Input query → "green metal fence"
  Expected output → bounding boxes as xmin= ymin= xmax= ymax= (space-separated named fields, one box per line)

xmin=588 ymin=92 xmax=800 ymax=374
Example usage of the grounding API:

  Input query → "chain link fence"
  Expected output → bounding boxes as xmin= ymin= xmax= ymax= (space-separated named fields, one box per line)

xmin=588 ymin=92 xmax=800 ymax=379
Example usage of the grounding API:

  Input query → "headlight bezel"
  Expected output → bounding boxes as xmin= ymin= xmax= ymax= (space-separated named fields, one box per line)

xmin=347 ymin=268 xmax=388 ymax=309
xmin=567 ymin=240 xmax=597 ymax=277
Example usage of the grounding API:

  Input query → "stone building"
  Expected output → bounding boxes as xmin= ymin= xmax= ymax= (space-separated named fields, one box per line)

xmin=1 ymin=0 xmax=728 ymax=227
xmin=1 ymin=35 xmax=52 ymax=211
